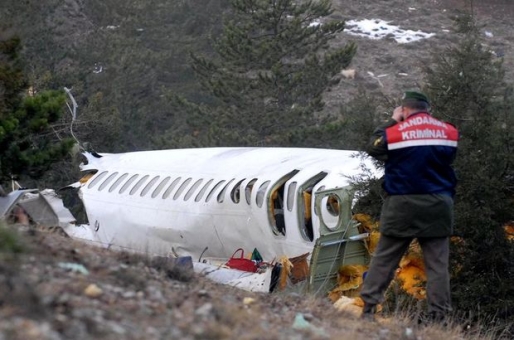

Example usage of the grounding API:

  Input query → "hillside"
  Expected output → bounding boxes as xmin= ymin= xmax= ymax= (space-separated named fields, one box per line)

xmin=0 ymin=225 xmax=500 ymax=340
xmin=1 ymin=0 xmax=513 ymax=153
xmin=1 ymin=0 xmax=226 ymax=151
xmin=324 ymin=0 xmax=514 ymax=113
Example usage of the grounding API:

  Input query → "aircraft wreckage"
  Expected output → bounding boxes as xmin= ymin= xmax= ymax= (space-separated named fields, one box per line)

xmin=2 ymin=147 xmax=385 ymax=299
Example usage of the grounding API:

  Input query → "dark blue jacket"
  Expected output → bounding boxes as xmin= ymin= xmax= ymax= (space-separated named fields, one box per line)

xmin=367 ymin=112 xmax=459 ymax=196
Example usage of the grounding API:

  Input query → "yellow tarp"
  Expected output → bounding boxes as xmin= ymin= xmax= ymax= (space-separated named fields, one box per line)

xmin=353 ymin=213 xmax=381 ymax=254
xmin=328 ymin=264 xmax=367 ymax=302
xmin=330 ymin=214 xmax=428 ymax=305
xmin=396 ymin=242 xmax=426 ymax=299
xmin=333 ymin=296 xmax=383 ymax=316
xmin=278 ymin=256 xmax=294 ymax=291
xmin=332 ymin=216 xmax=514 ymax=313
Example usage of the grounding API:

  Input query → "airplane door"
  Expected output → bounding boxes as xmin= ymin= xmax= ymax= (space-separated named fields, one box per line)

xmin=293 ymin=172 xmax=328 ymax=242
xmin=314 ymin=187 xmax=353 ymax=235
xmin=307 ymin=186 xmax=370 ymax=295
xmin=268 ymin=170 xmax=299 ymax=236
xmin=283 ymin=180 xmax=298 ymax=239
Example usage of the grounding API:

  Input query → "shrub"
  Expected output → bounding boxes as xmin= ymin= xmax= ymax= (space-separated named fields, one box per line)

xmin=0 ymin=222 xmax=24 ymax=257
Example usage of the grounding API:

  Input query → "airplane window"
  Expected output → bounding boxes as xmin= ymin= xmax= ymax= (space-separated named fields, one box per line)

xmin=120 ymin=174 xmax=139 ymax=194
xmin=326 ymin=194 xmax=340 ymax=216
xmin=321 ymin=195 xmax=341 ymax=231
xmin=79 ymin=171 xmax=96 ymax=185
xmin=205 ymin=180 xmax=226 ymax=202
xmin=162 ymin=177 xmax=181 ymax=199
xmin=268 ymin=170 xmax=298 ymax=236
xmin=151 ymin=176 xmax=170 ymax=198
xmin=98 ymin=172 xmax=119 ymax=191
xmin=195 ymin=179 xmax=213 ymax=202
xmin=299 ymin=173 xmax=327 ymax=240
xmin=109 ymin=173 xmax=128 ymax=192
xmin=141 ymin=176 xmax=160 ymax=197
xmin=287 ymin=182 xmax=297 ymax=211
xmin=256 ymin=181 xmax=270 ymax=208
xmin=245 ymin=178 xmax=258 ymax=205
xmin=173 ymin=177 xmax=192 ymax=200
xmin=130 ymin=175 xmax=149 ymax=195
xmin=301 ymin=190 xmax=314 ymax=240
xmin=217 ymin=179 xmax=235 ymax=203
xmin=230 ymin=178 xmax=246 ymax=203
xmin=87 ymin=171 xmax=108 ymax=189
xmin=184 ymin=179 xmax=203 ymax=201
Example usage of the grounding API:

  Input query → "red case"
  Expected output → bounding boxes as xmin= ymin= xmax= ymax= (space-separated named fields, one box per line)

xmin=225 ymin=248 xmax=258 ymax=273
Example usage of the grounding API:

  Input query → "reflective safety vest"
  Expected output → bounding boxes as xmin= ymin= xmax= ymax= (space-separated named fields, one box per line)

xmin=384 ymin=112 xmax=459 ymax=196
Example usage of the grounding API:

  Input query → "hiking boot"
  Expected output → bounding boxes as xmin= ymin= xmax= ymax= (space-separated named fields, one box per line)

xmin=429 ymin=311 xmax=449 ymax=327
xmin=417 ymin=311 xmax=449 ymax=328
xmin=360 ymin=303 xmax=377 ymax=322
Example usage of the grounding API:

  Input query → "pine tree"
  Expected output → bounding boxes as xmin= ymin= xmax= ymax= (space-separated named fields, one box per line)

xmin=0 ymin=34 xmax=74 ymax=184
xmin=347 ymin=16 xmax=514 ymax=329
xmin=166 ymin=0 xmax=356 ymax=147
xmin=423 ymin=20 xmax=514 ymax=325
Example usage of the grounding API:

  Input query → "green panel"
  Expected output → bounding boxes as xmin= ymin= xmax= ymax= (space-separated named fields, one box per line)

xmin=307 ymin=222 xmax=369 ymax=296
xmin=307 ymin=187 xmax=370 ymax=296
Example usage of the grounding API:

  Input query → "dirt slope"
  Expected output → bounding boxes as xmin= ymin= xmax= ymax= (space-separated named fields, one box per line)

xmin=0 ymin=227 xmax=489 ymax=340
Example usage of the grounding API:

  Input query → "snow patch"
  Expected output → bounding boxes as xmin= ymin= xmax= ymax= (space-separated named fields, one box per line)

xmin=344 ymin=19 xmax=435 ymax=44
xmin=308 ymin=19 xmax=321 ymax=27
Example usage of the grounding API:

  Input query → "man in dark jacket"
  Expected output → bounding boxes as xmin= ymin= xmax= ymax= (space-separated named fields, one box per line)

xmin=360 ymin=91 xmax=459 ymax=322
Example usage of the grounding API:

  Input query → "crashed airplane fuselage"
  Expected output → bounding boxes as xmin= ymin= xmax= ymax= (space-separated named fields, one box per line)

xmin=71 ymin=148 xmax=377 ymax=269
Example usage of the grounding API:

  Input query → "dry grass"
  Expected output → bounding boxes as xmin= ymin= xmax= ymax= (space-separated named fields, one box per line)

xmin=1 ymin=224 xmax=509 ymax=339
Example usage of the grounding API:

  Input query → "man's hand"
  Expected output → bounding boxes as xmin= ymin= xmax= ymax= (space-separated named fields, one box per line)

xmin=392 ymin=106 xmax=404 ymax=122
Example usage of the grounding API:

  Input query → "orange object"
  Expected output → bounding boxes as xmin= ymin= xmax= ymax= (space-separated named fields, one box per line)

xmin=278 ymin=256 xmax=293 ymax=290
xmin=328 ymin=264 xmax=367 ymax=302
xmin=289 ymin=252 xmax=310 ymax=284
xmin=504 ymin=222 xmax=514 ymax=241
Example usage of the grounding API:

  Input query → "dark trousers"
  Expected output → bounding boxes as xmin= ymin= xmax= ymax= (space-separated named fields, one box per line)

xmin=360 ymin=235 xmax=452 ymax=314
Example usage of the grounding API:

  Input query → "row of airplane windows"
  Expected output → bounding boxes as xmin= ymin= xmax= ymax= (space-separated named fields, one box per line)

xmin=86 ymin=170 xmax=298 ymax=209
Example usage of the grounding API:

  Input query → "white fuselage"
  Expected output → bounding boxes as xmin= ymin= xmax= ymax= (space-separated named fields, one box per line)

xmin=75 ymin=147 xmax=376 ymax=261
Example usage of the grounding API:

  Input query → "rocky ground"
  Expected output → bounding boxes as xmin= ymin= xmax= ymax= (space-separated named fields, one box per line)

xmin=0 ymin=225 xmax=499 ymax=340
